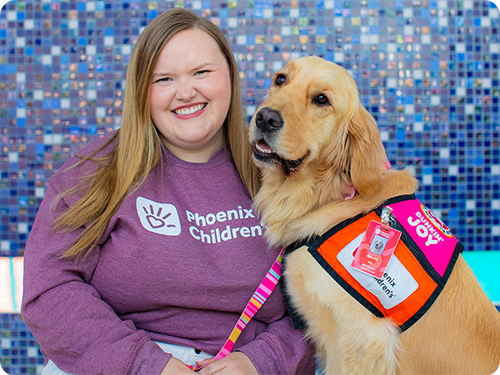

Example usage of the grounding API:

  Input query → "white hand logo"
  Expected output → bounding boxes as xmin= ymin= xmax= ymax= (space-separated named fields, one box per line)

xmin=136 ymin=197 xmax=181 ymax=236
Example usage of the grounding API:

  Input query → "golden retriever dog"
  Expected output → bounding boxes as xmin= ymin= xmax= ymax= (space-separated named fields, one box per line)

xmin=249 ymin=56 xmax=500 ymax=374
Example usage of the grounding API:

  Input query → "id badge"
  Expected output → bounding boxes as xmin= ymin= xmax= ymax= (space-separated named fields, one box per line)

xmin=351 ymin=220 xmax=401 ymax=278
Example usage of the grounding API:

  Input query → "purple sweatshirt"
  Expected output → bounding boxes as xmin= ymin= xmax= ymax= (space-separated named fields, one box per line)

xmin=21 ymin=133 xmax=316 ymax=375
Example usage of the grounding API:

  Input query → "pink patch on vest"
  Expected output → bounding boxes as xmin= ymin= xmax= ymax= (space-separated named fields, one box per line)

xmin=388 ymin=199 xmax=457 ymax=276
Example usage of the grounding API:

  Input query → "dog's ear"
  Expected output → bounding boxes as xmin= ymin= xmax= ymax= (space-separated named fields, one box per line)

xmin=315 ymin=115 xmax=352 ymax=203
xmin=316 ymin=104 xmax=386 ymax=201
xmin=348 ymin=105 xmax=386 ymax=197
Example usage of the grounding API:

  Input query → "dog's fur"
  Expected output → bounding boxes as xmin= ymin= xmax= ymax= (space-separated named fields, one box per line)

xmin=249 ymin=56 xmax=500 ymax=374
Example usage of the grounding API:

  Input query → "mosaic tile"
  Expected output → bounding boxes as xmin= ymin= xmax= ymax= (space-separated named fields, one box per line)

xmin=1 ymin=313 xmax=44 ymax=375
xmin=0 ymin=0 xmax=499 ymax=372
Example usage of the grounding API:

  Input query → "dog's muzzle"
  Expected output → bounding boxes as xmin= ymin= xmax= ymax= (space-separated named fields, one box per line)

xmin=252 ymin=107 xmax=306 ymax=176
xmin=255 ymin=107 xmax=284 ymax=133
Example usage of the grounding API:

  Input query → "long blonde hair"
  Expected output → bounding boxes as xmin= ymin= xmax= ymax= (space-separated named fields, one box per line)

xmin=53 ymin=8 xmax=261 ymax=259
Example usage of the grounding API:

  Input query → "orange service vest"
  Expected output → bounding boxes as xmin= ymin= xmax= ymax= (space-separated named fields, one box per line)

xmin=282 ymin=194 xmax=463 ymax=332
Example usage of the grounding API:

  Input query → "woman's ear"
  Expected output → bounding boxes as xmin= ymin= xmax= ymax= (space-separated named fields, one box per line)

xmin=348 ymin=105 xmax=387 ymax=198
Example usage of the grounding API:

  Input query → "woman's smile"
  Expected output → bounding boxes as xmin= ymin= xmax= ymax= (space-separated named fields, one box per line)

xmin=172 ymin=103 xmax=207 ymax=118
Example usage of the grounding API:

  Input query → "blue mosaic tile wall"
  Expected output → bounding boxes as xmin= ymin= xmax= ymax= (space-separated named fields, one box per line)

xmin=1 ymin=0 xmax=499 ymax=373
xmin=1 ymin=313 xmax=43 ymax=374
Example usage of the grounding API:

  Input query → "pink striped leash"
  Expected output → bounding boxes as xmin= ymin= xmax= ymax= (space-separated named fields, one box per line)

xmin=187 ymin=248 xmax=285 ymax=371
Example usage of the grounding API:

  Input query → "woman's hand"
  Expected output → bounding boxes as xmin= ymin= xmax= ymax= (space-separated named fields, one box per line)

xmin=197 ymin=352 xmax=258 ymax=375
xmin=160 ymin=356 xmax=196 ymax=374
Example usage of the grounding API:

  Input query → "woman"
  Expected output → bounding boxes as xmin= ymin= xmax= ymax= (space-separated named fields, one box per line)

xmin=21 ymin=7 xmax=316 ymax=375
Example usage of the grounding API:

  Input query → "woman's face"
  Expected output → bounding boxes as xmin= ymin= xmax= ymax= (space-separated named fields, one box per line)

xmin=149 ymin=28 xmax=232 ymax=162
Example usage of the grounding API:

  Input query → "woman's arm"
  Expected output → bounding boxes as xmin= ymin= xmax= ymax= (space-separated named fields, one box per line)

xmin=195 ymin=315 xmax=316 ymax=375
xmin=235 ymin=315 xmax=316 ymax=375
xmin=22 ymin=179 xmax=171 ymax=375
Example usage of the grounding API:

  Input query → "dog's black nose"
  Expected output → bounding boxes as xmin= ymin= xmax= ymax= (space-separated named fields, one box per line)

xmin=255 ymin=107 xmax=284 ymax=132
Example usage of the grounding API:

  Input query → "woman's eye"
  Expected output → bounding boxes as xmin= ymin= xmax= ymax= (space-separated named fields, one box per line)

xmin=195 ymin=70 xmax=210 ymax=76
xmin=275 ymin=74 xmax=286 ymax=86
xmin=154 ymin=77 xmax=171 ymax=83
xmin=313 ymin=94 xmax=330 ymax=106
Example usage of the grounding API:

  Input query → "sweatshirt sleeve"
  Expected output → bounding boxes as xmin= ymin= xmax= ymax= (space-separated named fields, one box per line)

xmin=21 ymin=179 xmax=171 ymax=375
xmin=236 ymin=315 xmax=316 ymax=375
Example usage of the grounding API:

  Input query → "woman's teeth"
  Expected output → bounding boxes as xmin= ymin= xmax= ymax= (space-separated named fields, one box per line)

xmin=174 ymin=104 xmax=205 ymax=115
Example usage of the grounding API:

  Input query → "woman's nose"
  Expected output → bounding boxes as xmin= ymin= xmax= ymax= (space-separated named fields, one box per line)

xmin=176 ymin=78 xmax=196 ymax=101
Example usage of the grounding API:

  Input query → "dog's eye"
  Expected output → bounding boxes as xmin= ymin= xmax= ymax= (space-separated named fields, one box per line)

xmin=275 ymin=74 xmax=286 ymax=86
xmin=313 ymin=94 xmax=330 ymax=106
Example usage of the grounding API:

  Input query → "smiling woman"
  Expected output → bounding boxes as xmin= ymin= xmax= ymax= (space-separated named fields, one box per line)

xmin=149 ymin=28 xmax=232 ymax=163
xmin=21 ymin=7 xmax=316 ymax=375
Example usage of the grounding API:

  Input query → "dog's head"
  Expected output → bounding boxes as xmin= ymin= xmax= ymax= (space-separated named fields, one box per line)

xmin=249 ymin=56 xmax=388 ymax=198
